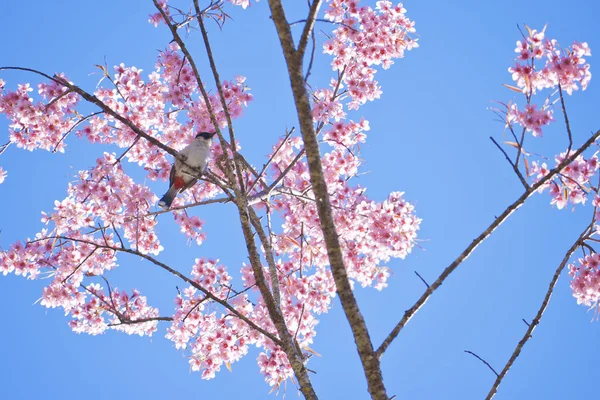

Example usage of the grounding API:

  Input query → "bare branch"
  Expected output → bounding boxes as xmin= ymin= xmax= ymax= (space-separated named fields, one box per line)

xmin=0 ymin=66 xmax=63 ymax=85
xmin=514 ymin=126 xmax=527 ymax=174
xmin=147 ymin=195 xmax=232 ymax=216
xmin=376 ymin=129 xmax=600 ymax=359
xmin=485 ymin=222 xmax=591 ymax=399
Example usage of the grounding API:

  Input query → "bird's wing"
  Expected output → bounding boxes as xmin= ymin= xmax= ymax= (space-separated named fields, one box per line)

xmin=168 ymin=164 xmax=176 ymax=188
xmin=180 ymin=178 xmax=198 ymax=193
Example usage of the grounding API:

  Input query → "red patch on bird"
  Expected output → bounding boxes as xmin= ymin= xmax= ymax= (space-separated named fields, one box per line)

xmin=174 ymin=176 xmax=186 ymax=189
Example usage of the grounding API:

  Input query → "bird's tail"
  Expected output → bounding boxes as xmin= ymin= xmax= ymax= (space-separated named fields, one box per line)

xmin=158 ymin=186 xmax=178 ymax=210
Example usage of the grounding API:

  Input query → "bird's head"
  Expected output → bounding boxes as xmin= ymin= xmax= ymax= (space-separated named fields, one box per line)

xmin=195 ymin=132 xmax=217 ymax=141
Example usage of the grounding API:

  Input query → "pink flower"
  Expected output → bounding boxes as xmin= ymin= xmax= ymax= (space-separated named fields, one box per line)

xmin=506 ymin=103 xmax=553 ymax=136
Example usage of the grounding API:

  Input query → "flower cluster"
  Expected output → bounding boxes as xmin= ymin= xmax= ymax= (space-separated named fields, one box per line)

xmin=510 ymin=27 xmax=591 ymax=95
xmin=166 ymin=259 xmax=260 ymax=379
xmin=0 ymin=0 xmax=420 ymax=390
xmin=67 ymin=285 xmax=160 ymax=336
xmin=0 ymin=79 xmax=79 ymax=153
xmin=529 ymin=151 xmax=599 ymax=210
xmin=569 ymin=253 xmax=600 ymax=310
xmin=504 ymin=27 xmax=591 ymax=137
xmin=506 ymin=103 xmax=553 ymax=137
xmin=322 ymin=0 xmax=418 ymax=110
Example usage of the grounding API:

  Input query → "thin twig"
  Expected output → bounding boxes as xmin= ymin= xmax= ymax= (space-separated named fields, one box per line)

xmin=297 ymin=1 xmax=323 ymax=60
xmin=464 ymin=350 xmax=499 ymax=377
xmin=246 ymin=127 xmax=295 ymax=196
xmin=0 ymin=140 xmax=11 ymax=155
xmin=305 ymin=29 xmax=317 ymax=82
xmin=490 ymin=136 xmax=529 ymax=189
xmin=413 ymin=271 xmax=429 ymax=288
xmin=558 ymin=84 xmax=573 ymax=152
xmin=52 ymin=111 xmax=104 ymax=153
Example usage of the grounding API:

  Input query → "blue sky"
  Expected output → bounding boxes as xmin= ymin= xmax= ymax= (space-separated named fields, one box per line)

xmin=1 ymin=0 xmax=600 ymax=399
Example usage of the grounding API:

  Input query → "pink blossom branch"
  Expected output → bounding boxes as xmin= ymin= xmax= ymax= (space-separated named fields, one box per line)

xmin=154 ymin=1 xmax=263 ymax=192
xmin=267 ymin=1 xmax=388 ymax=399
xmin=248 ymin=207 xmax=282 ymax=308
xmin=107 ymin=316 xmax=173 ymax=327
xmin=233 ymin=202 xmax=318 ymax=399
xmin=246 ymin=127 xmax=296 ymax=196
xmin=195 ymin=1 xmax=248 ymax=193
xmin=0 ymin=67 xmax=185 ymax=163
xmin=44 ymin=235 xmax=281 ymax=345
xmin=80 ymin=280 xmax=173 ymax=327
xmin=149 ymin=9 xmax=318 ymax=396
xmin=267 ymin=147 xmax=307 ymax=192
xmin=376 ymin=128 xmax=600 ymax=359
xmin=52 ymin=111 xmax=104 ymax=154
xmin=152 ymin=0 xmax=237 ymax=188
xmin=485 ymin=221 xmax=593 ymax=399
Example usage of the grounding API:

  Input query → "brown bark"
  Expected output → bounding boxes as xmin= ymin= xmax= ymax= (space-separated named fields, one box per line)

xmin=266 ymin=1 xmax=389 ymax=399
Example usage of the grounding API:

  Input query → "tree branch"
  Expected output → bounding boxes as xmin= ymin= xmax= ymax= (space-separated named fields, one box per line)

xmin=195 ymin=1 xmax=249 ymax=193
xmin=267 ymin=1 xmax=387 ymax=399
xmin=485 ymin=222 xmax=591 ymax=399
xmin=376 ymin=129 xmax=600 ymax=358
xmin=297 ymin=0 xmax=323 ymax=60
xmin=45 ymin=235 xmax=281 ymax=345
xmin=558 ymin=84 xmax=573 ymax=153
xmin=490 ymin=136 xmax=529 ymax=189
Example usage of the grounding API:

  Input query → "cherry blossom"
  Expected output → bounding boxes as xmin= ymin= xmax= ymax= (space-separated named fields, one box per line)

xmin=0 ymin=0 xmax=422 ymax=390
xmin=569 ymin=254 xmax=600 ymax=310
xmin=322 ymin=0 xmax=418 ymax=109
xmin=503 ymin=27 xmax=591 ymax=138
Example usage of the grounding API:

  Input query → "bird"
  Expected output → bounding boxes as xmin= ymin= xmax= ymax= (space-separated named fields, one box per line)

xmin=158 ymin=131 xmax=216 ymax=210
